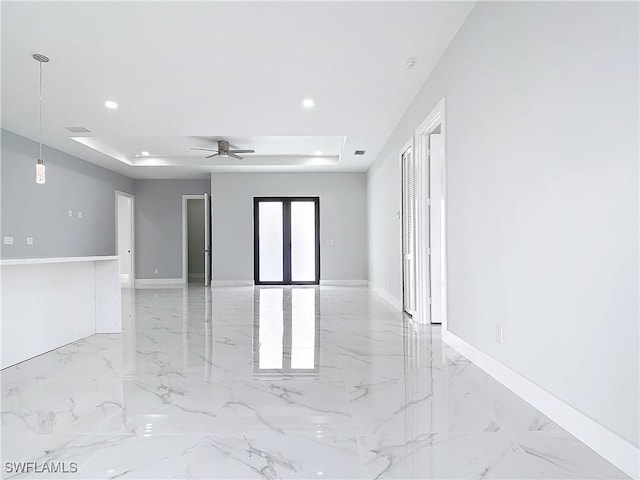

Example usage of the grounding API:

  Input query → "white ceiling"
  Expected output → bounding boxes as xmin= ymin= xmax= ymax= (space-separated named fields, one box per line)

xmin=1 ymin=1 xmax=474 ymax=179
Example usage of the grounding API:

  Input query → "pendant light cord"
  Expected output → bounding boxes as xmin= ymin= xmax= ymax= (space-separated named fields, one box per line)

xmin=39 ymin=59 xmax=43 ymax=160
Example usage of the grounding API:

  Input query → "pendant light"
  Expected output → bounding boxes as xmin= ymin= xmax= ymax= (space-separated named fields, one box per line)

xmin=33 ymin=53 xmax=49 ymax=184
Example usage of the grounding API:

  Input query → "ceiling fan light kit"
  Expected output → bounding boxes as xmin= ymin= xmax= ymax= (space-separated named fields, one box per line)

xmin=190 ymin=139 xmax=255 ymax=160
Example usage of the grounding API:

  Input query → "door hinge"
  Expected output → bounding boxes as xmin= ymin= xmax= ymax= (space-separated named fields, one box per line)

xmin=428 ymin=297 xmax=432 ymax=305
xmin=427 ymin=198 xmax=431 ymax=205
xmin=427 ymin=248 xmax=431 ymax=255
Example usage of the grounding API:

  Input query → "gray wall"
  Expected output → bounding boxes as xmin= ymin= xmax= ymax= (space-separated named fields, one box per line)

xmin=187 ymin=198 xmax=205 ymax=278
xmin=211 ymin=172 xmax=367 ymax=282
xmin=0 ymin=129 xmax=134 ymax=258
xmin=368 ymin=2 xmax=638 ymax=446
xmin=135 ymin=179 xmax=210 ymax=279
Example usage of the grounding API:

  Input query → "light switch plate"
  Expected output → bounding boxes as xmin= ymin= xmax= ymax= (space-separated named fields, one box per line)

xmin=3 ymin=236 xmax=14 ymax=245
xmin=68 ymin=210 xmax=73 ymax=217
xmin=78 ymin=211 xmax=82 ymax=218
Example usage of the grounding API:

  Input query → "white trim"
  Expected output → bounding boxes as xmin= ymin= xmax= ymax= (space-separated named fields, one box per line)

xmin=115 ymin=190 xmax=135 ymax=286
xmin=135 ymin=278 xmax=184 ymax=286
xmin=320 ymin=280 xmax=368 ymax=286
xmin=443 ymin=329 xmax=640 ymax=479
xmin=182 ymin=194 xmax=206 ymax=284
xmin=414 ymin=97 xmax=447 ymax=327
xmin=368 ymin=281 xmax=402 ymax=311
xmin=212 ymin=280 xmax=255 ymax=287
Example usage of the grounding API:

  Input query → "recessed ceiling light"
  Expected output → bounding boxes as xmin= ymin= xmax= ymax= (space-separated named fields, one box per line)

xmin=104 ymin=100 xmax=118 ymax=109
xmin=141 ymin=151 xmax=150 ymax=156
xmin=315 ymin=151 xmax=323 ymax=155
xmin=302 ymin=98 xmax=315 ymax=108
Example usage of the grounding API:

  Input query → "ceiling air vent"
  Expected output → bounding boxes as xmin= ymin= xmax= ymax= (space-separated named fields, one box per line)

xmin=65 ymin=126 xmax=92 ymax=133
xmin=354 ymin=150 xmax=365 ymax=155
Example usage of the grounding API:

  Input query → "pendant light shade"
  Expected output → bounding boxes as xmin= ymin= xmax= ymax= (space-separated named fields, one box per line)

xmin=36 ymin=158 xmax=46 ymax=184
xmin=33 ymin=53 xmax=49 ymax=184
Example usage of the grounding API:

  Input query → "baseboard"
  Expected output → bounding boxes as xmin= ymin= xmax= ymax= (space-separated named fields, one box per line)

xmin=367 ymin=281 xmax=402 ymax=311
xmin=320 ymin=280 xmax=368 ymax=286
xmin=135 ymin=278 xmax=184 ymax=286
xmin=211 ymin=280 xmax=254 ymax=287
xmin=443 ymin=329 xmax=639 ymax=479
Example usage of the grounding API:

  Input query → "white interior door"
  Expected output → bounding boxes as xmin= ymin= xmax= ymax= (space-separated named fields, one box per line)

xmin=429 ymin=134 xmax=443 ymax=324
xmin=116 ymin=192 xmax=134 ymax=285
xmin=204 ymin=193 xmax=211 ymax=287
xmin=402 ymin=146 xmax=416 ymax=315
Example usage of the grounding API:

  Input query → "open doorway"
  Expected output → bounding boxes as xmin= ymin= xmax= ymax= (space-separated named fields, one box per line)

xmin=187 ymin=198 xmax=205 ymax=283
xmin=115 ymin=191 xmax=135 ymax=285
xmin=414 ymin=98 xmax=447 ymax=326
xmin=182 ymin=194 xmax=212 ymax=286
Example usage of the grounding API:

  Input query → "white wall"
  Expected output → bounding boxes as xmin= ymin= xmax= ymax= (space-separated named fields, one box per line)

xmin=368 ymin=0 xmax=638 ymax=450
xmin=187 ymin=198 xmax=205 ymax=280
xmin=211 ymin=172 xmax=367 ymax=283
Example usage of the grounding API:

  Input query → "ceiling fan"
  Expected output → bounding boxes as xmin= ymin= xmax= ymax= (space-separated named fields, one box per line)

xmin=191 ymin=140 xmax=255 ymax=159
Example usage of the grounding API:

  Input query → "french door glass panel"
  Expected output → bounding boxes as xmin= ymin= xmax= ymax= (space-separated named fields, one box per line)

xmin=258 ymin=202 xmax=284 ymax=283
xmin=291 ymin=201 xmax=317 ymax=282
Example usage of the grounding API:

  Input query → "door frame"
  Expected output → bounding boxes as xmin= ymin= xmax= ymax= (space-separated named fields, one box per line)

xmin=115 ymin=190 xmax=135 ymax=285
xmin=400 ymin=138 xmax=416 ymax=316
xmin=182 ymin=194 xmax=206 ymax=284
xmin=414 ymin=97 xmax=447 ymax=327
xmin=253 ymin=197 xmax=320 ymax=285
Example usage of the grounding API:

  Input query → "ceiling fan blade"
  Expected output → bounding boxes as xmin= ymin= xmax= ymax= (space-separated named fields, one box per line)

xmin=228 ymin=152 xmax=243 ymax=160
xmin=229 ymin=149 xmax=255 ymax=154
xmin=206 ymin=153 xmax=220 ymax=159
xmin=191 ymin=147 xmax=218 ymax=152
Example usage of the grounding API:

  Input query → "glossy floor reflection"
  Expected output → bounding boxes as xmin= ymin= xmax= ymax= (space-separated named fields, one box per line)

xmin=1 ymin=285 xmax=628 ymax=479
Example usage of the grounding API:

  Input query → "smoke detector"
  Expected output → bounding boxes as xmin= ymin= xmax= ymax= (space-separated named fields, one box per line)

xmin=402 ymin=58 xmax=416 ymax=70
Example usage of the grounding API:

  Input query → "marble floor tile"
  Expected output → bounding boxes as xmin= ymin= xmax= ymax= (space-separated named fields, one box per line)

xmin=183 ymin=435 xmax=363 ymax=479
xmin=0 ymin=284 xmax=628 ymax=479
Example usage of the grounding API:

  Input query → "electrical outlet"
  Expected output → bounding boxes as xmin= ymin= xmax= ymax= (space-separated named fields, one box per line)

xmin=154 ymin=268 xmax=159 ymax=275
xmin=496 ymin=325 xmax=504 ymax=344
xmin=327 ymin=239 xmax=334 ymax=246
xmin=68 ymin=210 xmax=73 ymax=217
xmin=26 ymin=237 xmax=34 ymax=245
xmin=3 ymin=236 xmax=14 ymax=245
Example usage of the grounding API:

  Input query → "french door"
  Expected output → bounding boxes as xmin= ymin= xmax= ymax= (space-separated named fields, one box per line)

xmin=254 ymin=197 xmax=320 ymax=285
